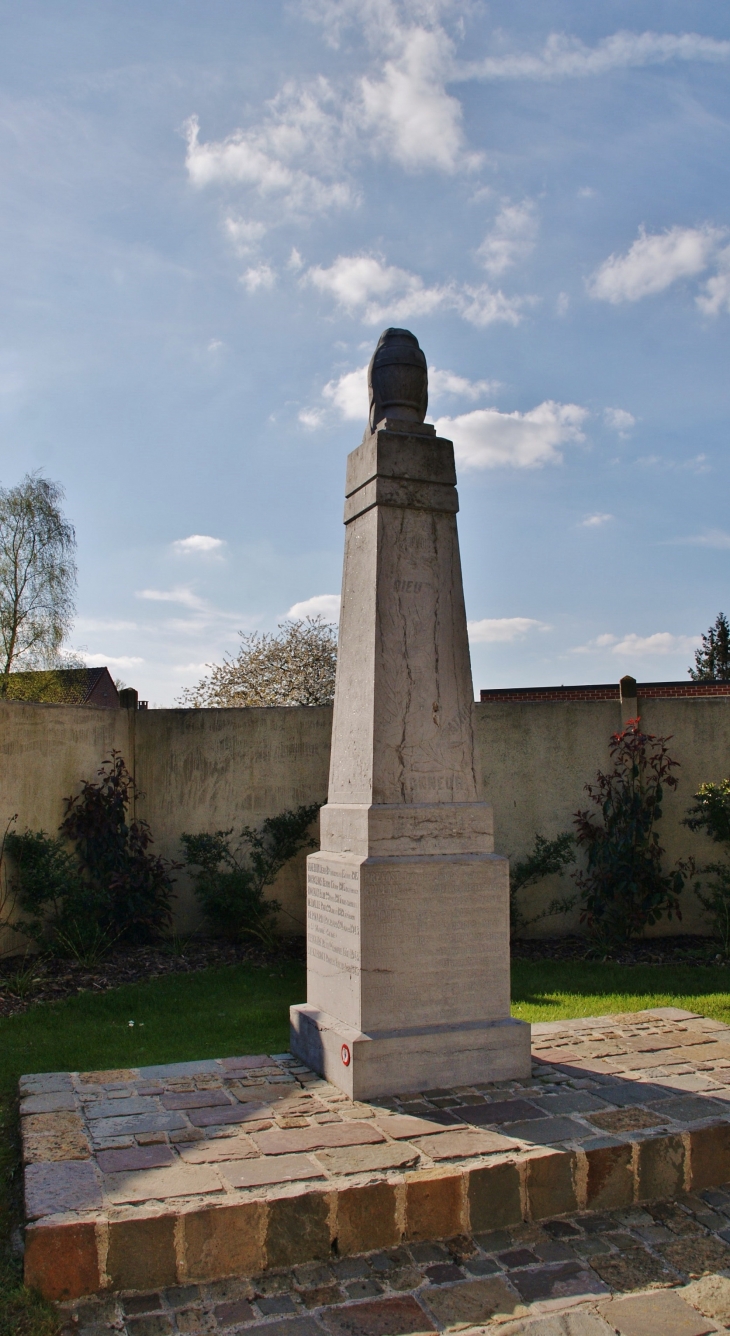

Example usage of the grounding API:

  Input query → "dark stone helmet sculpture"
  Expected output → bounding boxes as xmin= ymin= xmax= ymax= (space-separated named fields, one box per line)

xmin=368 ymin=328 xmax=428 ymax=432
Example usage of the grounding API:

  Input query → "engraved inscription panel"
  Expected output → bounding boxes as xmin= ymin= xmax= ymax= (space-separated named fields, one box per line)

xmin=307 ymin=859 xmax=360 ymax=972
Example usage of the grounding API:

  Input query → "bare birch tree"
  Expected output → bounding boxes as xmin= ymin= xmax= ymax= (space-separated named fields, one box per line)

xmin=177 ymin=617 xmax=337 ymax=707
xmin=0 ymin=474 xmax=77 ymax=694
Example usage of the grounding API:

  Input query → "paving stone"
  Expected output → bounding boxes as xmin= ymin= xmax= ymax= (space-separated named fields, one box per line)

xmin=458 ymin=1099 xmax=545 ymax=1125
xmin=177 ymin=1136 xmax=257 ymax=1162
xmin=241 ymin=1323 xmax=322 ymax=1336
xmin=389 ymin=1268 xmax=423 ymax=1292
xmin=650 ymin=1202 xmax=707 ymax=1234
xmin=534 ymin=1241 xmax=577 ymax=1262
xmin=596 ymin=1290 xmax=718 ymax=1335
xmin=422 ymin=1277 xmax=526 ymax=1327
xmin=542 ymin=1221 xmax=581 ymax=1240
xmin=369 ymin=1249 xmax=411 ymax=1274
xmin=137 ymin=1061 xmax=220 ymax=1079
xmin=500 ymin=1315 xmax=616 ymax=1335
xmin=659 ymin=1097 xmax=728 ymax=1122
xmin=104 ymin=1163 xmax=222 ymax=1203
xmin=165 ymin=1285 xmax=201 ymax=1306
xmin=538 ymin=1093 xmax=610 ymax=1115
xmin=126 ymin=1318 xmax=174 ymax=1336
xmin=495 ymin=1249 xmax=539 ymax=1270
xmin=409 ymin=1242 xmax=450 ymax=1263
xmin=174 ymin=1308 xmax=217 ymax=1334
xmin=23 ymin=1127 xmax=92 ymax=1163
xmin=20 ymin=1092 xmax=78 ymax=1115
xmin=79 ymin=1069 xmax=137 ymax=1085
xmin=25 ymin=1159 xmax=102 ymax=1219
xmin=161 ymin=1090 xmax=234 ymax=1110
xmin=346 ymin=1281 xmax=384 ymax=1299
xmin=683 ymin=1274 xmax=730 ymax=1324
xmin=316 ymin=1143 xmax=420 ymax=1177
xmin=302 ymin=1286 xmax=343 ymax=1308
xmin=465 ymin=1158 xmax=521 ymax=1233
xmin=254 ymin=1123 xmax=386 ymax=1155
xmin=332 ymin=1258 xmax=372 ymax=1279
xmin=123 ymin=1294 xmax=164 ymax=1315
xmin=265 ymin=1188 xmax=332 ymax=1269
xmin=504 ymin=1118 xmax=583 ymax=1145
xmin=661 ymin=1235 xmax=730 ymax=1277
xmin=510 ymin=1262 xmax=609 ymax=1305
xmin=322 ymin=1296 xmax=436 ymax=1336
xmin=412 ymin=1129 xmax=518 ymax=1159
xmin=588 ymin=1108 xmax=664 ymax=1133
xmin=96 ymin=1145 xmax=175 ymax=1173
xmin=219 ymin=1153 xmax=325 ymax=1189
xmin=373 ymin=1115 xmax=463 ymax=1139
xmin=86 ymin=1097 xmax=159 ymax=1120
xmin=424 ymin=1263 xmax=463 ymax=1284
xmin=89 ymin=1113 xmax=186 ymax=1136
xmin=258 ymin=1294 xmax=299 ymax=1315
xmin=601 ymin=1083 xmax=673 ymax=1106
xmin=20 ymin=1073 xmax=74 ymax=1095
xmin=219 ymin=1055 xmax=278 ymax=1072
xmin=188 ymin=1104 xmax=269 ymax=1128
xmin=589 ymin=1245 xmax=678 ymax=1291
xmin=464 ymin=1257 xmax=501 ymax=1276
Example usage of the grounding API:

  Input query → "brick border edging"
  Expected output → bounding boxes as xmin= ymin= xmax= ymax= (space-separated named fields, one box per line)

xmin=24 ymin=1120 xmax=730 ymax=1301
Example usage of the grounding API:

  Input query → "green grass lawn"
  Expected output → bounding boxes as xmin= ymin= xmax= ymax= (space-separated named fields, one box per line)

xmin=2 ymin=955 xmax=730 ymax=1334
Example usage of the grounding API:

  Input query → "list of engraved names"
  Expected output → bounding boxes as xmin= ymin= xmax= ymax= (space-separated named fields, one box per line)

xmin=308 ymin=860 xmax=360 ymax=969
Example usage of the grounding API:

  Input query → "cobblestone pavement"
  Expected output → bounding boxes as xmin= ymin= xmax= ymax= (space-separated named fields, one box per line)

xmin=58 ymin=1183 xmax=730 ymax=1335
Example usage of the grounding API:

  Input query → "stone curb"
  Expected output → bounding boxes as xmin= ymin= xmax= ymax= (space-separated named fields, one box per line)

xmin=24 ymin=1119 xmax=730 ymax=1301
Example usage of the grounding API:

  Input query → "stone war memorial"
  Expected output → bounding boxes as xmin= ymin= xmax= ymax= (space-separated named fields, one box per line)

xmin=290 ymin=328 xmax=530 ymax=1098
xmin=21 ymin=333 xmax=730 ymax=1330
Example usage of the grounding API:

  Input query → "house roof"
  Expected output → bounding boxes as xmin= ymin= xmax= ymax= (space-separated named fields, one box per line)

xmin=3 ymin=667 xmax=117 ymax=705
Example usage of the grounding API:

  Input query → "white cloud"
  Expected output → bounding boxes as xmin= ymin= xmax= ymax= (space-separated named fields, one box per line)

xmin=241 ymin=264 xmax=276 ymax=293
xmin=604 ymin=407 xmax=636 ymax=435
xmin=78 ymin=652 xmax=144 ymax=669
xmin=306 ymin=254 xmax=526 ymax=326
xmin=428 ymin=368 xmax=500 ymax=401
xmin=288 ymin=247 xmax=304 ymax=271
xmin=463 ymin=30 xmax=730 ymax=82
xmin=581 ymin=513 xmax=613 ymax=528
xmin=74 ymin=618 xmax=139 ymax=633
xmin=697 ymin=247 xmax=730 ymax=315
xmin=224 ymin=216 xmax=266 ymax=255
xmin=184 ymin=89 xmax=354 ymax=218
xmin=573 ymin=631 xmax=699 ymax=656
xmin=435 ymin=401 xmax=588 ymax=470
xmin=287 ymin=594 xmax=341 ymax=620
xmin=613 ymin=632 xmax=700 ymax=657
xmin=588 ymin=224 xmax=725 ymax=303
xmin=136 ymin=586 xmax=208 ymax=611
xmin=477 ymin=200 xmax=538 ymax=277
xmin=675 ymin=529 xmax=730 ymax=549
xmin=468 ymin=617 xmax=548 ymax=643
xmin=360 ymin=26 xmax=479 ymax=172
xmin=323 ymin=364 xmax=369 ymax=420
xmin=556 ymin=292 xmax=570 ymax=316
xmin=299 ymin=407 xmax=326 ymax=429
xmin=172 ymin=535 xmax=226 ymax=555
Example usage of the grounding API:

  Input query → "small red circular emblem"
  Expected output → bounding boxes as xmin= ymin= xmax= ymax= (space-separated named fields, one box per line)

xmin=341 ymin=1044 xmax=351 ymax=1066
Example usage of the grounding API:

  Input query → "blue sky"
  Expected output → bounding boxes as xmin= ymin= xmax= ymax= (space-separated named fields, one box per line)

xmin=2 ymin=0 xmax=730 ymax=704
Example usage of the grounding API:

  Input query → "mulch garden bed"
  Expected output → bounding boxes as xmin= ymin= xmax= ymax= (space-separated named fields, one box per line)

xmin=0 ymin=936 xmax=305 ymax=1018
xmin=511 ymin=934 xmax=728 ymax=967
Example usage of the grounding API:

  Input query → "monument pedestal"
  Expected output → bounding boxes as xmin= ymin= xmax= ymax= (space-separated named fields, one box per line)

xmin=290 ymin=330 xmax=530 ymax=1097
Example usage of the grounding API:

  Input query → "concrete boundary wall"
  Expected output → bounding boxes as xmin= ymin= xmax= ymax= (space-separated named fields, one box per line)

xmin=1 ymin=694 xmax=728 ymax=952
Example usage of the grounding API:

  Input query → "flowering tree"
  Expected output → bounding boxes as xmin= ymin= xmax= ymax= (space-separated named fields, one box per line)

xmin=177 ymin=617 xmax=337 ymax=708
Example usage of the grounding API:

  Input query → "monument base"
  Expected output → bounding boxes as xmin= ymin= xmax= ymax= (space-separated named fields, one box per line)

xmin=289 ymin=1003 xmax=531 ymax=1100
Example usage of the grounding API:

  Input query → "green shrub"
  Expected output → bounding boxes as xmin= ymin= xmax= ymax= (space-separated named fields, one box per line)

xmin=509 ymin=833 xmax=576 ymax=937
xmin=182 ymin=804 xmax=320 ymax=945
xmin=685 ymin=777 xmax=730 ymax=953
xmin=573 ymin=719 xmax=691 ymax=949
xmin=6 ymin=752 xmax=177 ymax=956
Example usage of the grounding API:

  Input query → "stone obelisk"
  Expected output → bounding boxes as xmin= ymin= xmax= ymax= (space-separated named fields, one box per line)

xmin=290 ymin=329 xmax=530 ymax=1099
